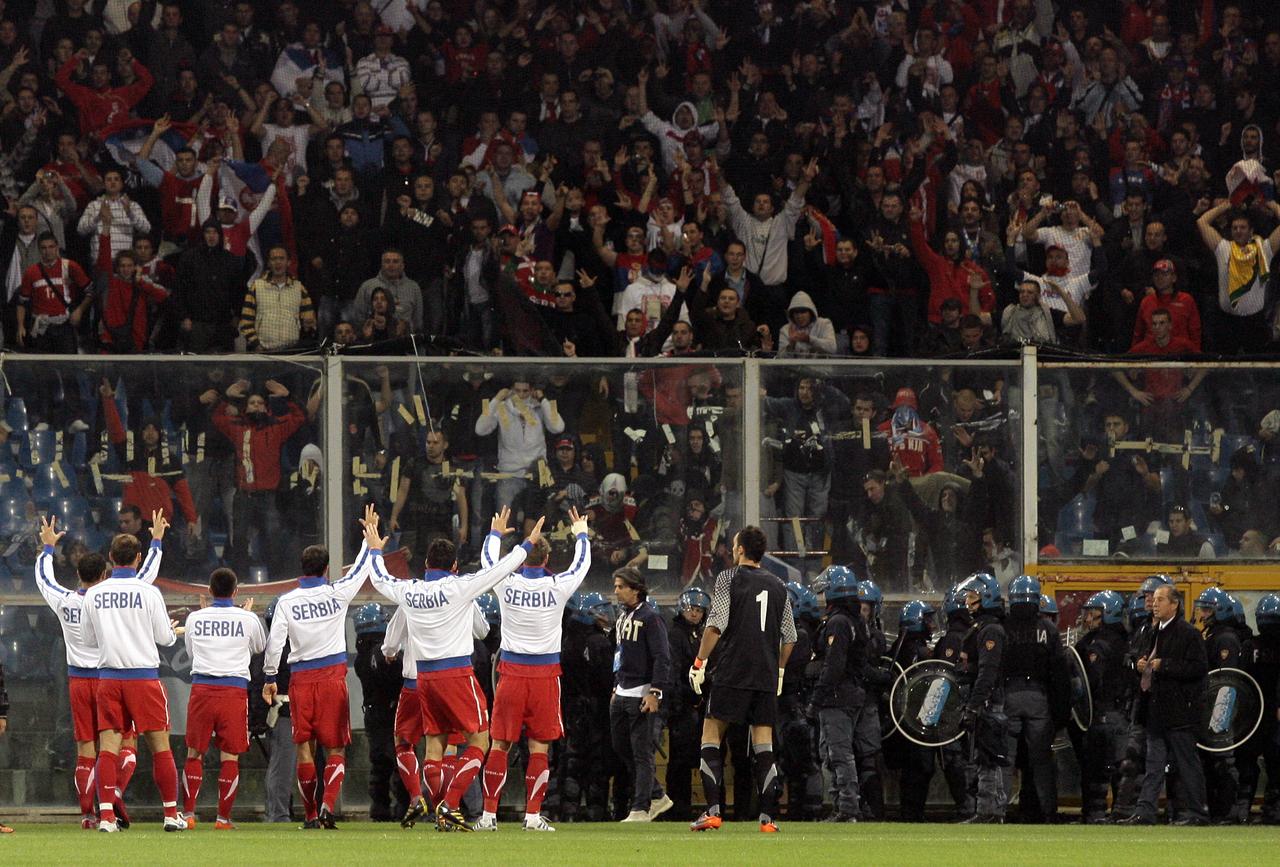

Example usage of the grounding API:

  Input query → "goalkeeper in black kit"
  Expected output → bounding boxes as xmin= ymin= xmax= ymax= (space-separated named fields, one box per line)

xmin=687 ymin=526 xmax=797 ymax=833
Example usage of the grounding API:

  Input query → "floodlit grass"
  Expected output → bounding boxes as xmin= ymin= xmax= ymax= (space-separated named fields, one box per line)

xmin=0 ymin=820 xmax=1275 ymax=865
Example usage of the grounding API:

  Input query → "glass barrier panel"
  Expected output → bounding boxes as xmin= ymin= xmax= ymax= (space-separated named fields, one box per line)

xmin=339 ymin=357 xmax=746 ymax=600
xmin=759 ymin=359 xmax=1023 ymax=596
xmin=1037 ymin=363 xmax=1280 ymax=563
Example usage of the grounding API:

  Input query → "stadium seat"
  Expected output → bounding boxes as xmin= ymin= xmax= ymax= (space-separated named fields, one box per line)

xmin=4 ymin=398 xmax=27 ymax=434
xmin=0 ymin=497 xmax=31 ymax=535
xmin=19 ymin=430 xmax=60 ymax=469
xmin=90 ymin=497 xmax=124 ymax=531
xmin=51 ymin=496 xmax=92 ymax=531
xmin=28 ymin=462 xmax=77 ymax=503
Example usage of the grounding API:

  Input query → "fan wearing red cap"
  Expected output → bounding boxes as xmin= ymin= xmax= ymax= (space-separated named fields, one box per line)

xmin=1131 ymin=258 xmax=1201 ymax=350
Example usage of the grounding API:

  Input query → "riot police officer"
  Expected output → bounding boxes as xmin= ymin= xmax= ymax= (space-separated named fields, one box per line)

xmin=811 ymin=566 xmax=869 ymax=823
xmin=665 ymin=587 xmax=708 ymax=821
xmin=956 ymin=572 xmax=1008 ymax=824
xmin=1195 ymin=587 xmax=1242 ymax=822
xmin=856 ymin=578 xmax=891 ymax=820
xmin=1040 ymin=593 xmax=1059 ymax=627
xmin=1114 ymin=574 xmax=1171 ymax=820
xmin=1000 ymin=575 xmax=1063 ymax=823
xmin=889 ymin=599 xmax=937 ymax=821
xmin=933 ymin=585 xmax=974 ymax=819
xmin=557 ymin=592 xmax=619 ymax=821
xmin=1239 ymin=594 xmax=1280 ymax=824
xmin=778 ymin=582 xmax=822 ymax=820
xmin=1076 ymin=590 xmax=1130 ymax=823
xmin=353 ymin=602 xmax=409 ymax=822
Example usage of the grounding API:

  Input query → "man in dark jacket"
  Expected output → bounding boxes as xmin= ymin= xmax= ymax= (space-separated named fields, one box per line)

xmin=173 ymin=219 xmax=246 ymax=352
xmin=664 ymin=587 xmax=707 ymax=821
xmin=609 ymin=567 xmax=671 ymax=822
xmin=1123 ymin=584 xmax=1209 ymax=824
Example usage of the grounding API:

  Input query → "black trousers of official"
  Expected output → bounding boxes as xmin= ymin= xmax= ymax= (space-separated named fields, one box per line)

xmin=1137 ymin=726 xmax=1208 ymax=821
xmin=609 ymin=695 xmax=664 ymax=813
xmin=663 ymin=703 xmax=701 ymax=820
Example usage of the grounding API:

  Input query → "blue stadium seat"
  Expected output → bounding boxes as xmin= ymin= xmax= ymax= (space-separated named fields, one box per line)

xmin=1219 ymin=434 xmax=1258 ymax=463
xmin=28 ymin=462 xmax=77 ymax=503
xmin=51 ymin=496 xmax=92 ymax=531
xmin=0 ymin=497 xmax=31 ymax=534
xmin=91 ymin=497 xmax=124 ymax=531
xmin=4 ymin=398 xmax=27 ymax=434
xmin=19 ymin=430 xmax=59 ymax=469
xmin=0 ymin=476 xmax=26 ymax=500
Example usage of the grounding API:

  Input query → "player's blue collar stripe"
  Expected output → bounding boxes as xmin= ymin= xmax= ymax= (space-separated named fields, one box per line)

xmin=211 ymin=598 xmax=234 ymax=607
xmin=298 ymin=575 xmax=326 ymax=588
xmin=110 ymin=567 xmax=137 ymax=580
xmin=423 ymin=568 xmax=451 ymax=582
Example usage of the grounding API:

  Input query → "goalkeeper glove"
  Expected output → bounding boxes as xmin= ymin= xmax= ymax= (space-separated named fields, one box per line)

xmin=688 ymin=657 xmax=706 ymax=695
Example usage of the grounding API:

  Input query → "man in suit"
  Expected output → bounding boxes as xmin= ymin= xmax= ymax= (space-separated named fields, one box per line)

xmin=1123 ymin=584 xmax=1210 ymax=825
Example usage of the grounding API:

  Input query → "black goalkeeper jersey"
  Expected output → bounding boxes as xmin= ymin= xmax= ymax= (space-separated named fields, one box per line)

xmin=706 ymin=565 xmax=797 ymax=693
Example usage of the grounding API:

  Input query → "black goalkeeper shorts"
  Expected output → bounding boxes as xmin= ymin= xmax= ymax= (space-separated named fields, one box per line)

xmin=706 ymin=684 xmax=777 ymax=728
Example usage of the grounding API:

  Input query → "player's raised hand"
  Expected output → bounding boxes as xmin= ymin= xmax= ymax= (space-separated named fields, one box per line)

xmin=361 ymin=504 xmax=388 ymax=549
xmin=526 ymin=515 xmax=546 ymax=548
xmin=39 ymin=515 xmax=65 ymax=548
xmin=151 ymin=509 xmax=169 ymax=541
xmin=491 ymin=505 xmax=513 ymax=536
xmin=568 ymin=507 xmax=588 ymax=536
xmin=241 ymin=596 xmax=255 ymax=612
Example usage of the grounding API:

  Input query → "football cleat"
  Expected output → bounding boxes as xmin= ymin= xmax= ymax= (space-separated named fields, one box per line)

xmin=0 ymin=822 xmax=12 ymax=834
xmin=214 ymin=820 xmax=235 ymax=831
xmin=401 ymin=796 xmax=429 ymax=829
xmin=647 ymin=795 xmax=673 ymax=821
xmin=318 ymin=806 xmax=338 ymax=830
xmin=301 ymin=818 xmax=322 ymax=830
xmin=162 ymin=815 xmax=187 ymax=832
xmin=81 ymin=815 xmax=97 ymax=830
xmin=760 ymin=821 xmax=779 ymax=833
xmin=97 ymin=820 xmax=119 ymax=833
xmin=690 ymin=812 xmax=722 ymax=832
xmin=183 ymin=813 xmax=197 ymax=830
xmin=435 ymin=802 xmax=471 ymax=832
xmin=113 ymin=802 xmax=131 ymax=830
xmin=472 ymin=815 xmax=498 ymax=831
xmin=522 ymin=815 xmax=555 ymax=832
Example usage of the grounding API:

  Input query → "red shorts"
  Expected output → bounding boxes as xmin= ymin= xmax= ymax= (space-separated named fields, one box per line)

xmin=69 ymin=676 xmax=101 ymax=742
xmin=95 ymin=678 xmax=170 ymax=734
xmin=394 ymin=686 xmax=424 ymax=744
xmin=185 ymin=684 xmax=249 ymax=755
xmin=416 ymin=670 xmax=488 ymax=737
xmin=288 ymin=665 xmax=351 ymax=748
xmin=490 ymin=667 xmax=563 ymax=743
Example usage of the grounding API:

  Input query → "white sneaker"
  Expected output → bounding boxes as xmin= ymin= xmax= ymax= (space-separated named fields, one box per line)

xmin=98 ymin=820 xmax=119 ymax=833
xmin=163 ymin=815 xmax=188 ymax=832
xmin=471 ymin=815 xmax=498 ymax=832
xmin=522 ymin=815 xmax=555 ymax=832
xmin=647 ymin=795 xmax=673 ymax=821
xmin=620 ymin=810 xmax=652 ymax=823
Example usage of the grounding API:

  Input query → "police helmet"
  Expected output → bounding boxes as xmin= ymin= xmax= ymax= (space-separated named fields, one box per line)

xmin=1194 ymin=586 xmax=1232 ymax=623
xmin=956 ymin=572 xmax=1002 ymax=611
xmin=1228 ymin=594 xmax=1245 ymax=626
xmin=856 ymin=578 xmax=883 ymax=616
xmin=899 ymin=599 xmax=936 ymax=634
xmin=680 ymin=587 xmax=711 ymax=612
xmin=785 ymin=581 xmax=820 ymax=622
xmin=1039 ymin=593 xmax=1058 ymax=616
xmin=477 ymin=592 xmax=501 ymax=626
xmin=354 ymin=602 xmax=387 ymax=635
xmin=1255 ymin=594 xmax=1280 ymax=628
xmin=584 ymin=592 xmax=615 ymax=622
xmin=1140 ymin=574 xmax=1174 ymax=595
xmin=819 ymin=565 xmax=859 ymax=603
xmin=1083 ymin=590 xmax=1125 ymax=625
xmin=1126 ymin=593 xmax=1150 ymax=628
xmin=943 ymin=585 xmax=966 ymax=617
xmin=1008 ymin=574 xmax=1041 ymax=606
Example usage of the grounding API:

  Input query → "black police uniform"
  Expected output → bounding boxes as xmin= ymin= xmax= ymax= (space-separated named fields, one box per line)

xmin=887 ymin=629 xmax=935 ymax=822
xmin=355 ymin=631 xmax=410 ymax=821
xmin=857 ymin=618 xmax=892 ymax=820
xmin=1239 ymin=624 xmax=1280 ymax=823
xmin=812 ymin=601 xmax=870 ymax=820
xmin=664 ymin=611 xmax=704 ymax=821
xmin=1000 ymin=604 xmax=1062 ymax=822
xmin=960 ymin=610 xmax=1007 ymax=820
xmin=933 ymin=612 xmax=975 ymax=818
xmin=1203 ymin=621 xmax=1242 ymax=822
xmin=1076 ymin=621 xmax=1130 ymax=822
xmin=777 ymin=616 xmax=822 ymax=819
xmin=555 ymin=617 xmax=621 ymax=821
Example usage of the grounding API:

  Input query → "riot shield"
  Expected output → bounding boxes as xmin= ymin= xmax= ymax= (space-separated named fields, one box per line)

xmin=889 ymin=659 xmax=965 ymax=747
xmin=1196 ymin=667 xmax=1265 ymax=753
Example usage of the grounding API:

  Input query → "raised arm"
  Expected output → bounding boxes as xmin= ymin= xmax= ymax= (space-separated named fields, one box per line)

xmin=1197 ymin=200 xmax=1230 ymax=250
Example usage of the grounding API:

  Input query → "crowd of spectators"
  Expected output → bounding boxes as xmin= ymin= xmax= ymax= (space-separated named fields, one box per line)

xmin=3 ymin=0 xmax=1280 ymax=592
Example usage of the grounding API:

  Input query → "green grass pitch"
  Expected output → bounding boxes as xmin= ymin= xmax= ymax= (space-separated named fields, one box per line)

xmin=1 ymin=821 xmax=1276 ymax=865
